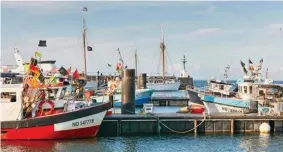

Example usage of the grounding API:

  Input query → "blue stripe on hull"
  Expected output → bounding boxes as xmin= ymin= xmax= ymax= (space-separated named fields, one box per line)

xmin=202 ymin=95 xmax=250 ymax=108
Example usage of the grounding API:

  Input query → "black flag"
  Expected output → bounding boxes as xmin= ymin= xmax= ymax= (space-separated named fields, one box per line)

xmin=58 ymin=66 xmax=67 ymax=76
xmin=82 ymin=7 xmax=88 ymax=12
xmin=240 ymin=61 xmax=245 ymax=68
xmin=87 ymin=46 xmax=93 ymax=51
xmin=38 ymin=40 xmax=47 ymax=47
xmin=249 ymin=59 xmax=253 ymax=64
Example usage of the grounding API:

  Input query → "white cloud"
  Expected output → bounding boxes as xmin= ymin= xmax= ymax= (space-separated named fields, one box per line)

xmin=194 ymin=28 xmax=221 ymax=35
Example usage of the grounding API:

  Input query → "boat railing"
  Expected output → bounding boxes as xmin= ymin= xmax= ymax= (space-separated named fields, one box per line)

xmin=186 ymin=85 xmax=230 ymax=98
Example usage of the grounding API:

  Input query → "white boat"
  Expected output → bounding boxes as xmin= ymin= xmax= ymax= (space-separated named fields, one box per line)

xmin=200 ymin=59 xmax=283 ymax=115
xmin=147 ymin=79 xmax=180 ymax=91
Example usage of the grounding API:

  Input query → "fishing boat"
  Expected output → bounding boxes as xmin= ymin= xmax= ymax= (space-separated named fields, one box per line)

xmin=186 ymin=65 xmax=236 ymax=105
xmin=200 ymin=59 xmax=283 ymax=115
xmin=0 ymin=83 xmax=111 ymax=140
xmin=146 ymin=24 xmax=181 ymax=91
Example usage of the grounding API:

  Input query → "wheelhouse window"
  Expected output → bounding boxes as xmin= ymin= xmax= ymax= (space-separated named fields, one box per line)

xmin=244 ymin=86 xmax=247 ymax=94
xmin=220 ymin=85 xmax=224 ymax=90
xmin=259 ymin=90 xmax=264 ymax=96
xmin=249 ymin=86 xmax=253 ymax=94
xmin=1 ymin=92 xmax=17 ymax=102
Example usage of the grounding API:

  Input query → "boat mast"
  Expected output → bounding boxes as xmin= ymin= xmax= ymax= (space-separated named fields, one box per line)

xmin=160 ymin=24 xmax=166 ymax=81
xmin=134 ymin=44 xmax=138 ymax=76
xmin=82 ymin=7 xmax=87 ymax=76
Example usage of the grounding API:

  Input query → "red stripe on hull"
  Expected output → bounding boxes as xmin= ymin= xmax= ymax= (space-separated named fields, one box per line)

xmin=1 ymin=124 xmax=100 ymax=140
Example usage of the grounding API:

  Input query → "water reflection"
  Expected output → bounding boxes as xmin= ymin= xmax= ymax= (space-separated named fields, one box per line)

xmin=2 ymin=134 xmax=283 ymax=152
xmin=239 ymin=133 xmax=271 ymax=152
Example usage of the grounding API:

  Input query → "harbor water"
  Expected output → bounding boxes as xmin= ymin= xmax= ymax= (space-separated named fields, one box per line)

xmin=2 ymin=134 xmax=283 ymax=152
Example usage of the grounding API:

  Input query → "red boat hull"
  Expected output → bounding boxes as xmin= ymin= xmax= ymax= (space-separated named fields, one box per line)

xmin=1 ymin=124 xmax=100 ymax=140
xmin=1 ymin=102 xmax=112 ymax=140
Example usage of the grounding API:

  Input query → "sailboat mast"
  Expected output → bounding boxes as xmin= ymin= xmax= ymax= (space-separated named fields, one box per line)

xmin=82 ymin=8 xmax=87 ymax=76
xmin=134 ymin=44 xmax=137 ymax=76
xmin=160 ymin=24 xmax=165 ymax=81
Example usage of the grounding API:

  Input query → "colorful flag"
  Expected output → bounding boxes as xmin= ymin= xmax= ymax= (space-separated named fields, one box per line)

xmin=248 ymin=59 xmax=254 ymax=71
xmin=30 ymin=57 xmax=38 ymax=66
xmin=38 ymin=73 xmax=45 ymax=83
xmin=67 ymin=67 xmax=72 ymax=75
xmin=49 ymin=75 xmax=57 ymax=84
xmin=58 ymin=66 xmax=67 ymax=76
xmin=35 ymin=51 xmax=42 ymax=58
xmin=24 ymin=64 xmax=29 ymax=72
xmin=73 ymin=69 xmax=80 ymax=79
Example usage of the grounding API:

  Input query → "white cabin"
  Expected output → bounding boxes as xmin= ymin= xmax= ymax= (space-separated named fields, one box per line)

xmin=0 ymin=84 xmax=24 ymax=121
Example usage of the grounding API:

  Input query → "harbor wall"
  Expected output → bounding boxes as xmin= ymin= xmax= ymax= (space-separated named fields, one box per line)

xmin=97 ymin=114 xmax=283 ymax=136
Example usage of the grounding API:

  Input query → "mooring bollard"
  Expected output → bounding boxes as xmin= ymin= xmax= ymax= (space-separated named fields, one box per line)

xmin=121 ymin=69 xmax=136 ymax=114
xmin=109 ymin=94 xmax=114 ymax=108
xmin=140 ymin=73 xmax=147 ymax=89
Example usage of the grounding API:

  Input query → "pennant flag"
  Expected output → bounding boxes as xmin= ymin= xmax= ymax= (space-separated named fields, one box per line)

xmin=240 ymin=61 xmax=245 ymax=68
xmin=49 ymin=75 xmax=57 ymax=84
xmin=67 ymin=67 xmax=71 ymax=75
xmin=107 ymin=63 xmax=112 ymax=67
xmin=50 ymin=67 xmax=57 ymax=73
xmin=58 ymin=66 xmax=67 ymax=76
xmin=116 ymin=63 xmax=119 ymax=71
xmin=259 ymin=58 xmax=263 ymax=64
xmin=30 ymin=57 xmax=38 ymax=66
xmin=30 ymin=64 xmax=40 ymax=74
xmin=35 ymin=51 xmax=42 ymax=58
xmin=24 ymin=64 xmax=29 ymax=72
xmin=243 ymin=67 xmax=248 ymax=75
xmin=38 ymin=40 xmax=47 ymax=47
xmin=38 ymin=73 xmax=45 ymax=83
xmin=73 ymin=69 xmax=80 ymax=79
xmin=82 ymin=6 xmax=88 ymax=12
xmin=87 ymin=46 xmax=93 ymax=51
xmin=248 ymin=59 xmax=254 ymax=71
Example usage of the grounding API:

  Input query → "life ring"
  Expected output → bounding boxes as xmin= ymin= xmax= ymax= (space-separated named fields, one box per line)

xmin=38 ymin=100 xmax=55 ymax=116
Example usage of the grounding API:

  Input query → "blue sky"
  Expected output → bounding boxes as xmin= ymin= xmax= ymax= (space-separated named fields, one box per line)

xmin=1 ymin=1 xmax=283 ymax=80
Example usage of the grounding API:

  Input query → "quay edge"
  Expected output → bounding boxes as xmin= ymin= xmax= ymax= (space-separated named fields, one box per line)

xmin=97 ymin=113 xmax=283 ymax=136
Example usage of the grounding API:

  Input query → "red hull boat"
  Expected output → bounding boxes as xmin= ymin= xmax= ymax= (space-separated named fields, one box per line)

xmin=1 ymin=101 xmax=111 ymax=140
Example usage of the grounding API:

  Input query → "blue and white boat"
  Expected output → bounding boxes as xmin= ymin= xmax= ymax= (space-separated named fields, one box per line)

xmin=200 ymin=59 xmax=283 ymax=115
xmin=92 ymin=88 xmax=154 ymax=106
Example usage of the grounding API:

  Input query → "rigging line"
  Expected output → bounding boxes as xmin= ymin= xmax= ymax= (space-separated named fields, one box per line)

xmin=165 ymin=49 xmax=175 ymax=75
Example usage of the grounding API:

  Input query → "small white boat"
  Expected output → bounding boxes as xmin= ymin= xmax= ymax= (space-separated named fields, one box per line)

xmin=147 ymin=79 xmax=180 ymax=91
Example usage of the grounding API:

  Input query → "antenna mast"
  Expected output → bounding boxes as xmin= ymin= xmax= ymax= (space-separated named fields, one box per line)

xmin=82 ymin=6 xmax=87 ymax=76
xmin=224 ymin=64 xmax=230 ymax=82
xmin=181 ymin=54 xmax=187 ymax=71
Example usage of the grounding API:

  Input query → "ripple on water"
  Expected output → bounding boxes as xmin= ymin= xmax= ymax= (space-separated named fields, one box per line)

xmin=2 ymin=134 xmax=283 ymax=152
